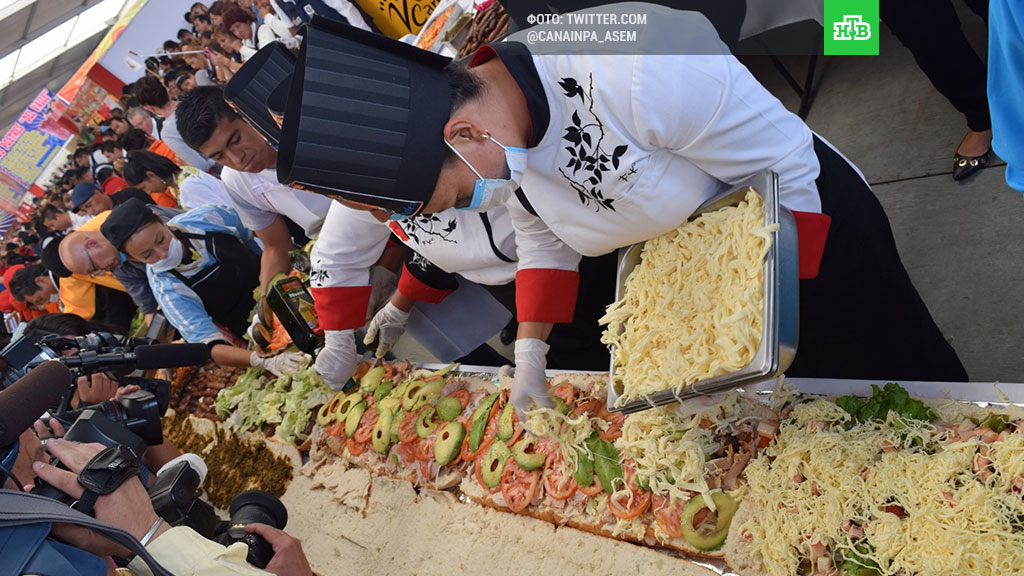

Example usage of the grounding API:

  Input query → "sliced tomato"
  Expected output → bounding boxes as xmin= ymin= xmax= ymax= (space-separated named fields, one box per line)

xmin=551 ymin=382 xmax=576 ymax=407
xmin=325 ymin=420 xmax=345 ymax=437
xmin=571 ymin=399 xmax=603 ymax=418
xmin=597 ymin=405 xmax=625 ymax=442
xmin=352 ymin=361 xmax=370 ymax=382
xmin=652 ymin=494 xmax=686 ymax=539
xmin=415 ymin=436 xmax=435 ymax=462
xmin=579 ymin=475 xmax=605 ymax=497
xmin=346 ymin=437 xmax=367 ymax=457
xmin=393 ymin=442 xmax=417 ymax=467
xmin=500 ymin=459 xmax=541 ymax=513
xmin=541 ymin=448 xmax=578 ymax=500
xmin=384 ymin=363 xmax=394 ymax=381
xmin=447 ymin=389 xmax=471 ymax=411
xmin=352 ymin=406 xmax=378 ymax=444
xmin=422 ymin=374 xmax=444 ymax=382
xmin=398 ymin=409 xmax=421 ymax=444
xmin=609 ymin=464 xmax=652 ymax=520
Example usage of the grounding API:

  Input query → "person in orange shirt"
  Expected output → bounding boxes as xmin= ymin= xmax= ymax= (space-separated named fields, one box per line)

xmin=2 ymin=264 xmax=59 ymax=320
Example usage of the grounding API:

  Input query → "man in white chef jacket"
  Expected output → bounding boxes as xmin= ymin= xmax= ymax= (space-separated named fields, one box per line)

xmin=277 ymin=9 xmax=968 ymax=414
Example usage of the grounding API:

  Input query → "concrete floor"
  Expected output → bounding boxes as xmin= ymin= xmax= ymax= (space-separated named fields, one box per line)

xmin=398 ymin=7 xmax=1024 ymax=382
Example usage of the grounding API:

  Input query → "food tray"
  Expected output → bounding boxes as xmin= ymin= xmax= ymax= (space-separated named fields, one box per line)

xmin=606 ymin=171 xmax=799 ymax=414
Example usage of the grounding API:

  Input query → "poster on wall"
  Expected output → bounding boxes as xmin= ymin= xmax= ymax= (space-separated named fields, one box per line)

xmin=0 ymin=90 xmax=70 ymax=214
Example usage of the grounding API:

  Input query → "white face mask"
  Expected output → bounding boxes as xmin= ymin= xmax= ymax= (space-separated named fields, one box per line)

xmin=149 ymin=236 xmax=184 ymax=272
xmin=445 ymin=134 xmax=527 ymax=212
xmin=48 ymin=293 xmax=60 ymax=304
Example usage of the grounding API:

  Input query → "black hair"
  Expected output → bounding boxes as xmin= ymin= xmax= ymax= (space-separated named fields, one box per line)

xmin=175 ymin=85 xmax=240 ymax=151
xmin=123 ymin=150 xmax=181 ymax=186
xmin=74 ymin=166 xmax=91 ymax=180
xmin=73 ymin=148 xmax=89 ymax=159
xmin=163 ymin=40 xmax=180 ymax=52
xmin=177 ymin=28 xmax=193 ymax=41
xmin=23 ymin=313 xmax=120 ymax=343
xmin=100 ymin=141 xmax=120 ymax=154
xmin=133 ymin=76 xmax=170 ymax=109
xmin=145 ymin=57 xmax=160 ymax=72
xmin=9 ymin=264 xmax=47 ymax=301
xmin=442 ymin=61 xmax=485 ymax=162
xmin=40 ymin=205 xmax=63 ymax=222
xmin=117 ymin=128 xmax=151 ymax=152
xmin=96 ymin=166 xmax=115 ymax=183
xmin=194 ymin=13 xmax=211 ymax=26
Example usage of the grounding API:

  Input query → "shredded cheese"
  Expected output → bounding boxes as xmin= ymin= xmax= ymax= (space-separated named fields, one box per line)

xmin=614 ymin=402 xmax=717 ymax=509
xmin=742 ymin=399 xmax=1024 ymax=576
xmin=600 ymin=190 xmax=775 ymax=406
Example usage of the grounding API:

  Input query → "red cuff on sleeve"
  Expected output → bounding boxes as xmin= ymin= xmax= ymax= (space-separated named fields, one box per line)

xmin=310 ymin=285 xmax=372 ymax=330
xmin=793 ymin=211 xmax=832 ymax=280
xmin=397 ymin=264 xmax=453 ymax=304
xmin=515 ymin=268 xmax=580 ymax=323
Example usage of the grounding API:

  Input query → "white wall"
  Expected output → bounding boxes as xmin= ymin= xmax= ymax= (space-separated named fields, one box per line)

xmin=97 ymin=0 xmax=197 ymax=85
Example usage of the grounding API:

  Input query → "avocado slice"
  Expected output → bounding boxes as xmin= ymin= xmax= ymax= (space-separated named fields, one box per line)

xmin=360 ymin=365 xmax=386 ymax=392
xmin=334 ymin=393 xmax=362 ymax=423
xmin=400 ymin=380 xmax=426 ymax=411
xmin=413 ymin=381 xmax=445 ymax=409
xmin=344 ymin=401 xmax=366 ymax=438
xmin=373 ymin=380 xmax=394 ymax=403
xmin=586 ymin=435 xmax=623 ymax=493
xmin=434 ymin=421 xmax=466 ymax=466
xmin=511 ymin=437 xmax=546 ymax=471
xmin=573 ymin=448 xmax=595 ymax=486
xmin=436 ymin=397 xmax=462 ymax=421
xmin=553 ymin=396 xmax=570 ymax=415
xmin=316 ymin=402 xmax=333 ymax=428
xmin=467 ymin=393 xmax=500 ymax=453
xmin=389 ymin=409 xmax=404 ymax=444
xmin=496 ymin=402 xmax=516 ymax=442
xmin=681 ymin=492 xmax=738 ymax=551
xmin=371 ymin=410 xmax=394 ymax=453
xmin=416 ymin=406 xmax=439 ymax=438
xmin=482 ymin=441 xmax=512 ymax=488
xmin=377 ymin=397 xmax=400 ymax=416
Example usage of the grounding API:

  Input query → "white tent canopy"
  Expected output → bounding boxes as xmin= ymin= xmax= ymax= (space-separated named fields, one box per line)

xmin=0 ymin=0 xmax=131 ymax=138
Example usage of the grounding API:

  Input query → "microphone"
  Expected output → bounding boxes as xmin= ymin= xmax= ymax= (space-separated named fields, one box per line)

xmin=0 ymin=361 xmax=72 ymax=446
xmin=134 ymin=344 xmax=209 ymax=370
xmin=32 ymin=343 xmax=210 ymax=372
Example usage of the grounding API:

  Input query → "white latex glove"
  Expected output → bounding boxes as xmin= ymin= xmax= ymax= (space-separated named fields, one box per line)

xmin=314 ymin=329 xmax=358 ymax=391
xmin=366 ymin=265 xmax=399 ymax=321
xmin=250 ymin=350 xmax=309 ymax=378
xmin=510 ymin=338 xmax=554 ymax=422
xmin=363 ymin=301 xmax=410 ymax=359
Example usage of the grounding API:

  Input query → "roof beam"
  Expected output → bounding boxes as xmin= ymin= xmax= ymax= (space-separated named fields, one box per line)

xmin=0 ymin=0 xmax=103 ymax=60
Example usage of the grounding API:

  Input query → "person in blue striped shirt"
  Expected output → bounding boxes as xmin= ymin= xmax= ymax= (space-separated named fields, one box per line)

xmin=101 ymin=198 xmax=306 ymax=376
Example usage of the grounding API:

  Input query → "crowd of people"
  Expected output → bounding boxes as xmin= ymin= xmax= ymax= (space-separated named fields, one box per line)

xmin=0 ymin=1 xmax=1022 ymax=575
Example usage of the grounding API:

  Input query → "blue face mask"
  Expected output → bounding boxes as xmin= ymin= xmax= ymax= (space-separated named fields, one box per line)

xmin=445 ymin=134 xmax=527 ymax=212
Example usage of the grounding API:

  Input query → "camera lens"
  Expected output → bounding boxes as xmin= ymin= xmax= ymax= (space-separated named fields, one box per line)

xmin=228 ymin=490 xmax=288 ymax=529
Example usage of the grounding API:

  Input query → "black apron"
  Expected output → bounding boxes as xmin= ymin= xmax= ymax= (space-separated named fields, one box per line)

xmin=168 ymin=230 xmax=261 ymax=339
xmin=785 ymin=137 xmax=969 ymax=382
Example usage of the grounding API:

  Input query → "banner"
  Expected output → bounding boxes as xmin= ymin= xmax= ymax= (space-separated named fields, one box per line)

xmin=0 ymin=90 xmax=71 ymax=215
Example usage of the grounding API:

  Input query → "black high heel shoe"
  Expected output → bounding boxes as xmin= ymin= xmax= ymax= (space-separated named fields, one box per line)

xmin=952 ymin=147 xmax=992 ymax=181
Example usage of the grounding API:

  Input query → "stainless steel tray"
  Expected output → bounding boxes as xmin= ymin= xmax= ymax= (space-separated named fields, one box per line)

xmin=606 ymin=171 xmax=799 ymax=414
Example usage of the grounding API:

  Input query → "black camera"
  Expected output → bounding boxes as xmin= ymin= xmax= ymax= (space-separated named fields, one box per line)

xmin=49 ymin=388 xmax=167 ymax=447
xmin=216 ymin=491 xmax=289 ymax=569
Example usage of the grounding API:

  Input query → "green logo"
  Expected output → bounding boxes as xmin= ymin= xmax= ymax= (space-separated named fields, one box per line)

xmin=825 ymin=0 xmax=879 ymax=55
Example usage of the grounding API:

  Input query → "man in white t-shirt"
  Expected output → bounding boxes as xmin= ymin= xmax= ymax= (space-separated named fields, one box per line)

xmin=175 ymin=86 xmax=333 ymax=294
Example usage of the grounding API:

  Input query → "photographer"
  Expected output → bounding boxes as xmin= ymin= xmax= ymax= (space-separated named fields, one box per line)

xmin=7 ymin=432 xmax=313 ymax=576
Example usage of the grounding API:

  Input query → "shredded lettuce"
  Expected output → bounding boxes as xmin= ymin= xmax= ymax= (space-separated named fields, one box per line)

xmin=214 ymin=363 xmax=330 ymax=443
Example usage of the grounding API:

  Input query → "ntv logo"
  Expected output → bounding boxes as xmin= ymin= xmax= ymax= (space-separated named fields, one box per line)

xmin=833 ymin=15 xmax=872 ymax=40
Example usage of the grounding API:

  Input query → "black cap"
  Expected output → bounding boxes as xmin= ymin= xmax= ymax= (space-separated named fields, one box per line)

xmin=40 ymin=233 xmax=72 ymax=278
xmin=223 ymin=42 xmax=295 ymax=148
xmin=277 ymin=17 xmax=453 ymax=217
xmin=100 ymin=198 xmax=154 ymax=250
